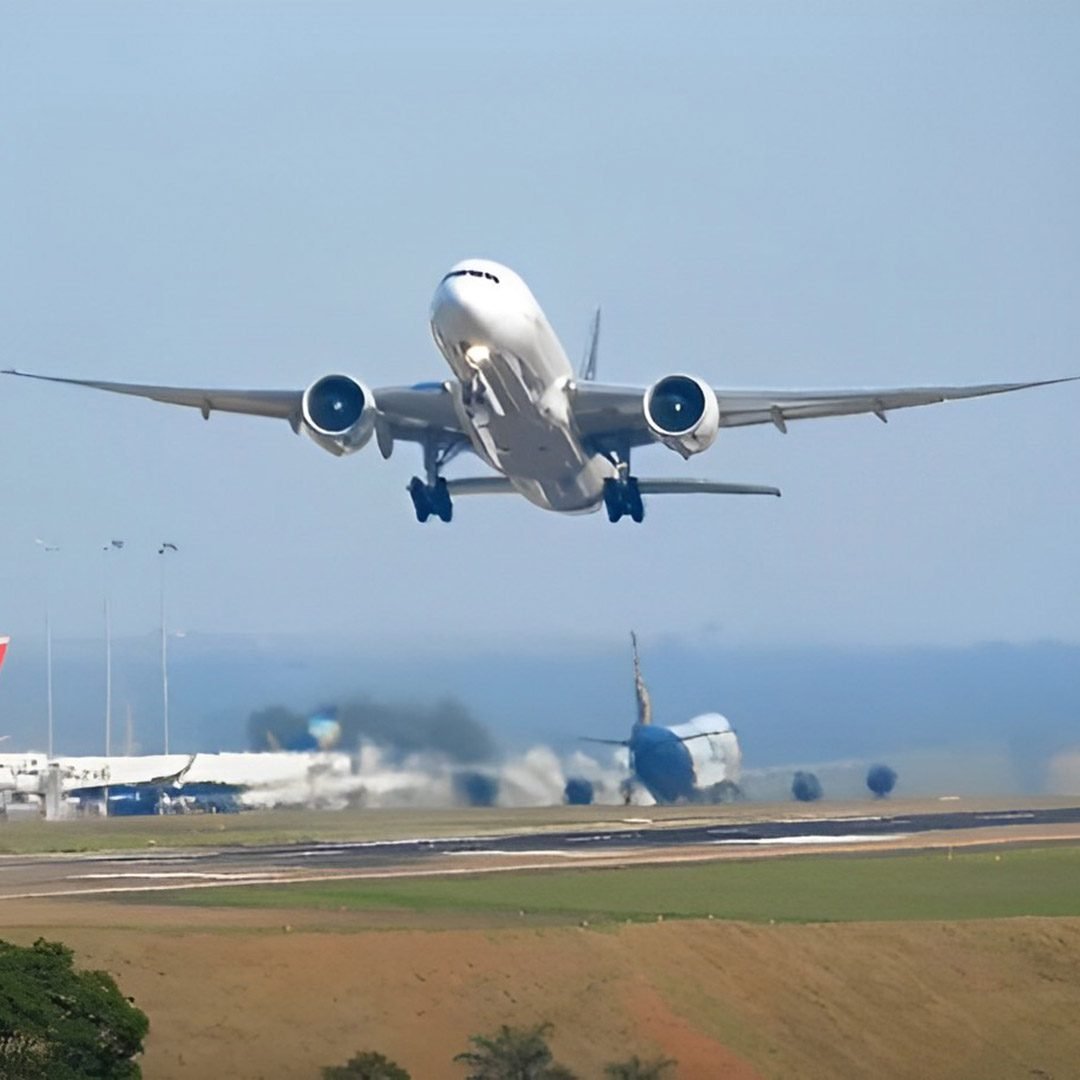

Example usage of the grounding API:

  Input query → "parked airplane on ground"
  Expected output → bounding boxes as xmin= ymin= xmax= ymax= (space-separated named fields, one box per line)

xmin=582 ymin=633 xmax=740 ymax=804
xmin=5 ymin=260 xmax=1073 ymax=522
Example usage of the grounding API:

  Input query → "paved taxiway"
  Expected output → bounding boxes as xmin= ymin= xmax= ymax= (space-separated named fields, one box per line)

xmin=2 ymin=804 xmax=1079 ymax=900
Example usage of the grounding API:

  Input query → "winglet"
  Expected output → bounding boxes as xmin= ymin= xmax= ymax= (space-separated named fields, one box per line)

xmin=579 ymin=307 xmax=601 ymax=382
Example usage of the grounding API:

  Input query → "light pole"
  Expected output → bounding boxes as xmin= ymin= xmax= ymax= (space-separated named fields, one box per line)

xmin=102 ymin=540 xmax=125 ymax=759
xmin=158 ymin=543 xmax=178 ymax=755
xmin=34 ymin=540 xmax=59 ymax=759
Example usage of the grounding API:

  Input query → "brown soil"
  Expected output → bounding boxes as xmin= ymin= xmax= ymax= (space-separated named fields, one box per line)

xmin=1 ymin=899 xmax=1078 ymax=1079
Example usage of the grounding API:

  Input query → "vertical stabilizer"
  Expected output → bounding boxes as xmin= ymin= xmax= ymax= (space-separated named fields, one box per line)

xmin=0 ymin=636 xmax=9 ymax=677
xmin=579 ymin=307 xmax=601 ymax=382
xmin=630 ymin=631 xmax=652 ymax=726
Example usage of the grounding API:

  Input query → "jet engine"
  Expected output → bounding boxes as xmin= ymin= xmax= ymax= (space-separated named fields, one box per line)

xmin=643 ymin=374 xmax=719 ymax=458
xmin=300 ymin=374 xmax=377 ymax=456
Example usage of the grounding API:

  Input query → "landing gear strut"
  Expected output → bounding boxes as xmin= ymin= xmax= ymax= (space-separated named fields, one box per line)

xmin=603 ymin=476 xmax=644 ymax=524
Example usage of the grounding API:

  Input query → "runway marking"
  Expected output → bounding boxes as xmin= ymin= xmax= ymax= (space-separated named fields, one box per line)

xmin=710 ymin=834 xmax=910 ymax=846
xmin=68 ymin=872 xmax=295 ymax=882
xmin=447 ymin=849 xmax=606 ymax=858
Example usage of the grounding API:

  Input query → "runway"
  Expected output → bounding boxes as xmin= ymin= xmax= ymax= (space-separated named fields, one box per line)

xmin=2 ymin=803 xmax=1080 ymax=901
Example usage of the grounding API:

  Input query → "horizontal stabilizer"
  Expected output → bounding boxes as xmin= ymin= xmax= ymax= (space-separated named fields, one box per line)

xmin=445 ymin=477 xmax=516 ymax=496
xmin=675 ymin=731 xmax=728 ymax=744
xmin=446 ymin=478 xmax=779 ymax=498
xmin=579 ymin=736 xmax=630 ymax=747
xmin=636 ymin=479 xmax=781 ymax=497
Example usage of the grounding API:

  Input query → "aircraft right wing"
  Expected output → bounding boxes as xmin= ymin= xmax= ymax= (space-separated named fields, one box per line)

xmin=1 ymin=370 xmax=468 ymax=446
xmin=1 ymin=370 xmax=301 ymax=418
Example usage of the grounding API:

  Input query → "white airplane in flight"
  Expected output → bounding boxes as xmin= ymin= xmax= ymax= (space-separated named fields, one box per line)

xmin=4 ymin=259 xmax=1074 ymax=523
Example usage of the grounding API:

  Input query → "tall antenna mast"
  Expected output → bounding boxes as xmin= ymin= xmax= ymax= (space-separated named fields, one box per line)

xmin=631 ymin=631 xmax=652 ymax=727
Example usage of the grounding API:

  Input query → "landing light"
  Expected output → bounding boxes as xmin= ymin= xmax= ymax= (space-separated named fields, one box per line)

xmin=465 ymin=345 xmax=491 ymax=368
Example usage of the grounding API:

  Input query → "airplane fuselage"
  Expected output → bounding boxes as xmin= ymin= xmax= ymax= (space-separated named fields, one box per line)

xmin=628 ymin=723 xmax=698 ymax=803
xmin=429 ymin=259 xmax=617 ymax=512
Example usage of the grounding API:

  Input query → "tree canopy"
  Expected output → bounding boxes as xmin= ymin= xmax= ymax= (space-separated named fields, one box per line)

xmin=321 ymin=1049 xmax=411 ymax=1079
xmin=791 ymin=770 xmax=823 ymax=802
xmin=454 ymin=1022 xmax=576 ymax=1080
xmin=603 ymin=1054 xmax=676 ymax=1079
xmin=0 ymin=938 xmax=148 ymax=1079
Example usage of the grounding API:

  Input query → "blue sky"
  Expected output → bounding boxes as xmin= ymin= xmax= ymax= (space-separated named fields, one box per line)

xmin=1 ymin=3 xmax=1078 ymax=653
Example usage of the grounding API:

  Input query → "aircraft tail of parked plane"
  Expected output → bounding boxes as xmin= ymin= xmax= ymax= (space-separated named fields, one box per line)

xmin=0 ymin=637 xmax=9 ymax=677
xmin=581 ymin=632 xmax=739 ymax=804
xmin=4 ymin=258 xmax=1074 ymax=523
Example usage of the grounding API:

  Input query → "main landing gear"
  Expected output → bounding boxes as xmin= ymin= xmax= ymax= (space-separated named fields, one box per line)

xmin=601 ymin=445 xmax=644 ymax=523
xmin=603 ymin=475 xmax=644 ymax=523
xmin=409 ymin=476 xmax=452 ymax=523
xmin=409 ymin=440 xmax=459 ymax=523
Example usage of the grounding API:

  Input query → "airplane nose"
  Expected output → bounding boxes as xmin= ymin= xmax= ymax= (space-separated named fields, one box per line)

xmin=432 ymin=274 xmax=490 ymax=339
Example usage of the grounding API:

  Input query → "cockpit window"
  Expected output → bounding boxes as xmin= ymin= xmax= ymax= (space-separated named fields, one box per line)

xmin=440 ymin=269 xmax=500 ymax=284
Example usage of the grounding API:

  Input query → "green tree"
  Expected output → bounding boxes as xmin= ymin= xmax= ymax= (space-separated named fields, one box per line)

xmin=0 ymin=938 xmax=148 ymax=1079
xmin=454 ymin=1022 xmax=576 ymax=1080
xmin=321 ymin=1049 xmax=411 ymax=1079
xmin=604 ymin=1054 xmax=677 ymax=1079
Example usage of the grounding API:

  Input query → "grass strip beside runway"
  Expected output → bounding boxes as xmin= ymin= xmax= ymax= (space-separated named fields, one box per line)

xmin=144 ymin=843 xmax=1080 ymax=923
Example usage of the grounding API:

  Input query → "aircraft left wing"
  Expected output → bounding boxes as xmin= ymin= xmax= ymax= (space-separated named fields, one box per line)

xmin=1 ymin=370 xmax=466 ymax=444
xmin=571 ymin=377 xmax=1076 ymax=443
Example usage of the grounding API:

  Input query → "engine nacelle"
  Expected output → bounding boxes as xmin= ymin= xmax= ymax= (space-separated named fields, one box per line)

xmin=643 ymin=374 xmax=719 ymax=458
xmin=300 ymin=374 xmax=377 ymax=456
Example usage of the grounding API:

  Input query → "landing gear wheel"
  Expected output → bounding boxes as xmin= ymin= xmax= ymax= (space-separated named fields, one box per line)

xmin=431 ymin=478 xmax=453 ymax=523
xmin=408 ymin=477 xmax=431 ymax=523
xmin=603 ymin=478 xmax=624 ymax=523
xmin=625 ymin=477 xmax=644 ymax=523
xmin=603 ymin=477 xmax=644 ymax=524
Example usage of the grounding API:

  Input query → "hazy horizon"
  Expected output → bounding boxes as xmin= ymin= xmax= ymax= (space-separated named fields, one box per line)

xmin=1 ymin=633 xmax=1076 ymax=796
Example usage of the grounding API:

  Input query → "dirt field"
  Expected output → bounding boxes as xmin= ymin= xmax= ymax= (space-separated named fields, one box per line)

xmin=1 ymin=897 xmax=1078 ymax=1079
